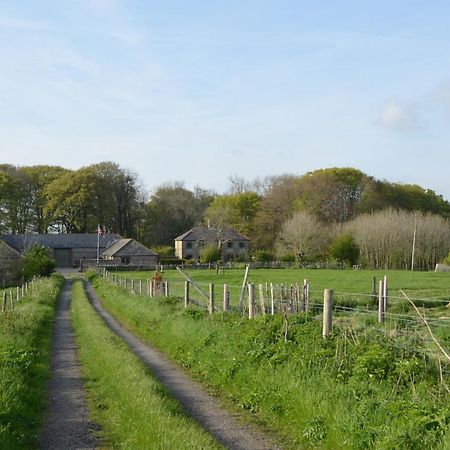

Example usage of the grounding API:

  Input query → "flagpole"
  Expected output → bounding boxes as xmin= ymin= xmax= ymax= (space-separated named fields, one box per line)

xmin=97 ymin=225 xmax=100 ymax=265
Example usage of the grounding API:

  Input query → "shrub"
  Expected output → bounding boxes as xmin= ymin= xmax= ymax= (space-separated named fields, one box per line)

xmin=14 ymin=245 xmax=55 ymax=281
xmin=329 ymin=233 xmax=360 ymax=266
xmin=253 ymin=250 xmax=274 ymax=262
xmin=200 ymin=244 xmax=221 ymax=263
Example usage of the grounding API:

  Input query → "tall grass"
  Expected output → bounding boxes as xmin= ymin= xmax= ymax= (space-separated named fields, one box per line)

xmin=89 ymin=273 xmax=450 ymax=449
xmin=0 ymin=275 xmax=64 ymax=449
xmin=70 ymin=279 xmax=222 ymax=449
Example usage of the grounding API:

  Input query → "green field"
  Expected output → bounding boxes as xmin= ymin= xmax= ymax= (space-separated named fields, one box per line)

xmin=114 ymin=268 xmax=450 ymax=308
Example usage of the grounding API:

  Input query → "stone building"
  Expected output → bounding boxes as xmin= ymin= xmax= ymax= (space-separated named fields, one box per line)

xmin=1 ymin=233 xmax=158 ymax=269
xmin=101 ymin=238 xmax=159 ymax=266
xmin=174 ymin=225 xmax=250 ymax=261
xmin=0 ymin=240 xmax=22 ymax=286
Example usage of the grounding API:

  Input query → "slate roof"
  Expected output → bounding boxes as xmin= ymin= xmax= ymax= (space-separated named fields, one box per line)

xmin=2 ymin=233 xmax=122 ymax=252
xmin=101 ymin=238 xmax=158 ymax=257
xmin=174 ymin=225 xmax=249 ymax=242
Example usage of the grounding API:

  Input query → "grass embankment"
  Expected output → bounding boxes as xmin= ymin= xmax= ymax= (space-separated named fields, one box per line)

xmin=117 ymin=268 xmax=450 ymax=307
xmin=89 ymin=272 xmax=450 ymax=449
xmin=0 ymin=275 xmax=64 ymax=449
xmin=70 ymin=279 xmax=222 ymax=449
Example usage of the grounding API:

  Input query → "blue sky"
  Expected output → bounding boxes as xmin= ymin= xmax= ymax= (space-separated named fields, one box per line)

xmin=1 ymin=1 xmax=450 ymax=199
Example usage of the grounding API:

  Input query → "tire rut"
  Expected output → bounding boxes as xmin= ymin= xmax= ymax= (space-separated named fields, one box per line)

xmin=83 ymin=280 xmax=282 ymax=450
xmin=39 ymin=279 xmax=99 ymax=450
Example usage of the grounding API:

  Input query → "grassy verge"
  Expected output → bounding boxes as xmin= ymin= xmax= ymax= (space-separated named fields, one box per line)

xmin=70 ymin=279 xmax=222 ymax=449
xmin=0 ymin=274 xmax=64 ymax=449
xmin=89 ymin=273 xmax=450 ymax=449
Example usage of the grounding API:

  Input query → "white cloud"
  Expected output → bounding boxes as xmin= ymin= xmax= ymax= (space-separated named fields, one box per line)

xmin=378 ymin=99 xmax=423 ymax=132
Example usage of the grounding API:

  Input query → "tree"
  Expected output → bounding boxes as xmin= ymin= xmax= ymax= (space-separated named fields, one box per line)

xmin=206 ymin=192 xmax=261 ymax=238
xmin=276 ymin=211 xmax=332 ymax=262
xmin=142 ymin=182 xmax=214 ymax=246
xmin=329 ymin=233 xmax=359 ymax=266
xmin=200 ymin=244 xmax=221 ymax=263
xmin=15 ymin=245 xmax=55 ymax=281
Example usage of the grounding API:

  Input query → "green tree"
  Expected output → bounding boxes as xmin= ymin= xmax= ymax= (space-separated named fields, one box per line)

xmin=16 ymin=245 xmax=55 ymax=281
xmin=200 ymin=244 xmax=221 ymax=263
xmin=329 ymin=233 xmax=360 ymax=266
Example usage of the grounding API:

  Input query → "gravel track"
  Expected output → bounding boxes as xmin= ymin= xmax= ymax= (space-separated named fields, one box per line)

xmin=39 ymin=279 xmax=99 ymax=450
xmin=83 ymin=280 xmax=282 ymax=450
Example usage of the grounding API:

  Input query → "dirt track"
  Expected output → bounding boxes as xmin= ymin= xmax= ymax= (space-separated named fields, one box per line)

xmin=83 ymin=280 xmax=282 ymax=450
xmin=39 ymin=280 xmax=99 ymax=450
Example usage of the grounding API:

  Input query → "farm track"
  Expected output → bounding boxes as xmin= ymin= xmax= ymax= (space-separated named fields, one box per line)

xmin=40 ymin=279 xmax=99 ymax=450
xmin=83 ymin=279 xmax=282 ymax=450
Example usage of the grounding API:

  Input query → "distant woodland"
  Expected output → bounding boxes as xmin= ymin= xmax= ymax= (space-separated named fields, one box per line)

xmin=1 ymin=162 xmax=449 ymax=270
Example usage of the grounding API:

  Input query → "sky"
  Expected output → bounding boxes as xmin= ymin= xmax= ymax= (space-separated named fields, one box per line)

xmin=1 ymin=1 xmax=450 ymax=199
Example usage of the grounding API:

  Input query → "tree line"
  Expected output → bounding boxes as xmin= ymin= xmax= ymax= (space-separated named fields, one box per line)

xmin=1 ymin=163 xmax=449 ymax=269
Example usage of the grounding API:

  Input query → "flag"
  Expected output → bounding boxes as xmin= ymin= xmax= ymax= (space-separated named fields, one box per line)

xmin=97 ymin=225 xmax=104 ymax=237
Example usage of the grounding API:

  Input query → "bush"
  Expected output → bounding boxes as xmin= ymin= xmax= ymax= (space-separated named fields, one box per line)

xmin=153 ymin=245 xmax=175 ymax=257
xmin=253 ymin=250 xmax=274 ymax=262
xmin=329 ymin=233 xmax=359 ymax=266
xmin=14 ymin=245 xmax=55 ymax=281
xmin=442 ymin=252 xmax=450 ymax=265
xmin=200 ymin=244 xmax=221 ymax=263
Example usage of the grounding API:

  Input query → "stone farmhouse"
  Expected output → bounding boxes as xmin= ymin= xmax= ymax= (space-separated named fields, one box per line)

xmin=174 ymin=225 xmax=250 ymax=262
xmin=0 ymin=240 xmax=22 ymax=286
xmin=0 ymin=234 xmax=159 ymax=273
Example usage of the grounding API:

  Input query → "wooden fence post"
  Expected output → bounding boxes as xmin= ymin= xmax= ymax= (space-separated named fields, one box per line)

xmin=322 ymin=289 xmax=333 ymax=338
xmin=248 ymin=283 xmax=256 ymax=319
xmin=270 ymin=283 xmax=275 ymax=315
xmin=371 ymin=275 xmax=377 ymax=304
xmin=184 ymin=281 xmax=190 ymax=308
xmin=165 ymin=281 xmax=170 ymax=298
xmin=131 ymin=279 xmax=135 ymax=294
xmin=208 ymin=283 xmax=215 ymax=314
xmin=149 ymin=280 xmax=153 ymax=298
xmin=258 ymin=284 xmax=266 ymax=316
xmin=1 ymin=292 xmax=6 ymax=312
xmin=383 ymin=276 xmax=388 ymax=313
xmin=9 ymin=290 xmax=13 ymax=310
xmin=378 ymin=279 xmax=385 ymax=323
xmin=223 ymin=284 xmax=229 ymax=312
xmin=139 ymin=280 xmax=142 ymax=295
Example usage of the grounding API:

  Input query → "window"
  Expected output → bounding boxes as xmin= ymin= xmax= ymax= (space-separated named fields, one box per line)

xmin=239 ymin=242 xmax=245 ymax=248
xmin=186 ymin=242 xmax=192 ymax=249
xmin=227 ymin=241 xmax=233 ymax=248
xmin=121 ymin=256 xmax=130 ymax=264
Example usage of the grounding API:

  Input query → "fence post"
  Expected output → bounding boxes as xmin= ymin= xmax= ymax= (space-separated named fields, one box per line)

xmin=258 ymin=284 xmax=266 ymax=316
xmin=248 ymin=283 xmax=256 ymax=319
xmin=378 ymin=279 xmax=385 ymax=323
xmin=131 ymin=279 xmax=135 ymax=294
xmin=270 ymin=283 xmax=275 ymax=315
xmin=383 ymin=276 xmax=388 ymax=313
xmin=139 ymin=280 xmax=142 ymax=295
xmin=322 ymin=289 xmax=333 ymax=338
xmin=149 ymin=280 xmax=153 ymax=298
xmin=184 ymin=281 xmax=190 ymax=308
xmin=1 ymin=292 xmax=6 ymax=312
xmin=9 ymin=290 xmax=13 ymax=310
xmin=371 ymin=275 xmax=377 ymax=305
xmin=165 ymin=281 xmax=170 ymax=298
xmin=208 ymin=283 xmax=215 ymax=314
xmin=16 ymin=287 xmax=19 ymax=303
xmin=223 ymin=284 xmax=229 ymax=312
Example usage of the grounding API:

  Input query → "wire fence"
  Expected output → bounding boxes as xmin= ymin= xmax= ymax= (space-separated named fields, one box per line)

xmin=99 ymin=268 xmax=450 ymax=376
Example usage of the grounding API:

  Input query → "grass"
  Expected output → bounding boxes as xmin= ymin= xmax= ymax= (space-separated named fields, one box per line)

xmin=88 ymin=272 xmax=450 ymax=449
xmin=0 ymin=275 xmax=64 ymax=449
xmin=115 ymin=268 xmax=450 ymax=308
xmin=70 ymin=279 xmax=222 ymax=449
